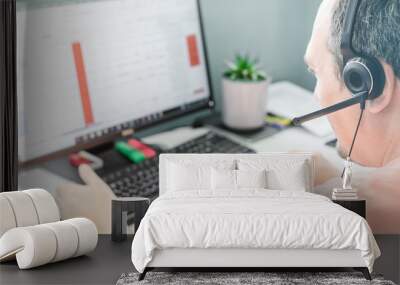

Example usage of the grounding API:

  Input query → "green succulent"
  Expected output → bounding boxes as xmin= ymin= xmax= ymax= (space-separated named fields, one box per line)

xmin=223 ymin=54 xmax=267 ymax=82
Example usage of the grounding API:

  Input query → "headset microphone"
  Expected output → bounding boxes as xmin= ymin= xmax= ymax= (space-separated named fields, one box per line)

xmin=292 ymin=91 xmax=368 ymax=126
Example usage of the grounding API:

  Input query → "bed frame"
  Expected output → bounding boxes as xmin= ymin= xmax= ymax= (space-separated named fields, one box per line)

xmin=138 ymin=248 xmax=371 ymax=280
xmin=137 ymin=154 xmax=373 ymax=281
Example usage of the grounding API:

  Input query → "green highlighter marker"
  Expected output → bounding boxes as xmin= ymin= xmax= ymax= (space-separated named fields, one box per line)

xmin=115 ymin=141 xmax=146 ymax=163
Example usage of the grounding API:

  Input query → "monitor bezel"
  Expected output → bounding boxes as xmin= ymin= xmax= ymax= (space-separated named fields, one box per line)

xmin=20 ymin=0 xmax=215 ymax=168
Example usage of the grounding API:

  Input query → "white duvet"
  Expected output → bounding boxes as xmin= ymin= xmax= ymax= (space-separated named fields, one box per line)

xmin=131 ymin=190 xmax=380 ymax=273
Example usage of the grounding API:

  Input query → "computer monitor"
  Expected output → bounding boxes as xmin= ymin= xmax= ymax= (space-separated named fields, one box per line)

xmin=17 ymin=0 xmax=213 ymax=165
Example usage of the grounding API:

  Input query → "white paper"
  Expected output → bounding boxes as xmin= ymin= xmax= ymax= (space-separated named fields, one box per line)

xmin=267 ymin=81 xmax=333 ymax=137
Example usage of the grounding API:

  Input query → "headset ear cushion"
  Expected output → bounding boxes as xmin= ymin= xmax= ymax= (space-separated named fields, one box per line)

xmin=343 ymin=58 xmax=373 ymax=94
xmin=343 ymin=57 xmax=385 ymax=100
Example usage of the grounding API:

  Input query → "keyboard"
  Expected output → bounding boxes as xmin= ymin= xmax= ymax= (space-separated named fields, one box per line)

xmin=99 ymin=131 xmax=255 ymax=199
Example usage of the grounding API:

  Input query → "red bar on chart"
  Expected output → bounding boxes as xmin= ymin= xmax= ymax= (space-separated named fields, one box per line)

xmin=186 ymin=34 xmax=200 ymax=67
xmin=72 ymin=42 xmax=94 ymax=126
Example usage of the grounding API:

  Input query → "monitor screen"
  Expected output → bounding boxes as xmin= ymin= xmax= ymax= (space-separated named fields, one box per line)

xmin=17 ymin=0 xmax=213 ymax=163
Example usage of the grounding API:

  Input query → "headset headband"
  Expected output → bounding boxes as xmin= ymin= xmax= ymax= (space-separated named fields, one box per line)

xmin=340 ymin=0 xmax=361 ymax=64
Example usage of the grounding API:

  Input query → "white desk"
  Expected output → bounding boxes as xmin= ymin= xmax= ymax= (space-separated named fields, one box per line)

xmin=142 ymin=125 xmax=342 ymax=163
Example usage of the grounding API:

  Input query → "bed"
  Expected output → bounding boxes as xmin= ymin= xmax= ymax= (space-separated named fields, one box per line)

xmin=131 ymin=153 xmax=380 ymax=280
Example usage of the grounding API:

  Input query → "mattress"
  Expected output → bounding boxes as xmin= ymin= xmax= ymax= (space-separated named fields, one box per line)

xmin=131 ymin=190 xmax=380 ymax=273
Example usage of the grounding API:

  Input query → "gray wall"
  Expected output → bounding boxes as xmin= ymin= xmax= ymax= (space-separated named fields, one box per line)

xmin=200 ymin=0 xmax=321 ymax=110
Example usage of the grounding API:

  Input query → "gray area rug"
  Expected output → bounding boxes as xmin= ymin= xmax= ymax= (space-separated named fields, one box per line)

xmin=116 ymin=272 xmax=396 ymax=285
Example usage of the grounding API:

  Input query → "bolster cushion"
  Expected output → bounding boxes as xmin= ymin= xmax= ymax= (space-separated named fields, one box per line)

xmin=0 ymin=189 xmax=60 ymax=237
xmin=0 ymin=218 xmax=98 ymax=269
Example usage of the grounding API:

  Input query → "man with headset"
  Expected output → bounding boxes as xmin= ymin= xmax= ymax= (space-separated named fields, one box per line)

xmin=301 ymin=0 xmax=400 ymax=233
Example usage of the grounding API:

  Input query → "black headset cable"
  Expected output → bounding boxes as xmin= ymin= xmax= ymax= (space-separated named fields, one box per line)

xmin=341 ymin=106 xmax=365 ymax=178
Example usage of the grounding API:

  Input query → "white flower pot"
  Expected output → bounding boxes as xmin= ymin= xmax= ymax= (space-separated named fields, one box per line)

xmin=222 ymin=78 xmax=269 ymax=131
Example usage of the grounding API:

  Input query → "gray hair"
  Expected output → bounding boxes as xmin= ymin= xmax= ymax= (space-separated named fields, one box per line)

xmin=329 ymin=0 xmax=400 ymax=79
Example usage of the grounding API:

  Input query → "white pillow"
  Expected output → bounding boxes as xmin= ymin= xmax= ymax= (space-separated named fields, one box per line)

xmin=237 ymin=159 xmax=311 ymax=191
xmin=236 ymin=169 xmax=268 ymax=189
xmin=267 ymin=164 xmax=308 ymax=191
xmin=211 ymin=168 xmax=236 ymax=190
xmin=211 ymin=169 xmax=268 ymax=190
xmin=167 ymin=162 xmax=211 ymax=191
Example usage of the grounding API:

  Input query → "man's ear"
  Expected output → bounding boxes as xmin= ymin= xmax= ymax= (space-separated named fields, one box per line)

xmin=367 ymin=61 xmax=396 ymax=114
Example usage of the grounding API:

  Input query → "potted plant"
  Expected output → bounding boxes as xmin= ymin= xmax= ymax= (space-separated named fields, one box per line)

xmin=222 ymin=54 xmax=270 ymax=131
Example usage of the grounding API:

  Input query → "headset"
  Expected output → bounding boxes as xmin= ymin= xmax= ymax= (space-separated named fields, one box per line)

xmin=292 ymin=0 xmax=386 ymax=126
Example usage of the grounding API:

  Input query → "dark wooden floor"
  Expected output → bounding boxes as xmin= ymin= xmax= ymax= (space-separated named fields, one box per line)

xmin=0 ymin=236 xmax=134 ymax=285
xmin=0 ymin=235 xmax=399 ymax=285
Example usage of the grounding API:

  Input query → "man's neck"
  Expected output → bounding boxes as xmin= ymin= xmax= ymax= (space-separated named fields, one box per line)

xmin=377 ymin=107 xmax=400 ymax=166
xmin=382 ymin=136 xmax=400 ymax=166
xmin=375 ymin=84 xmax=400 ymax=166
